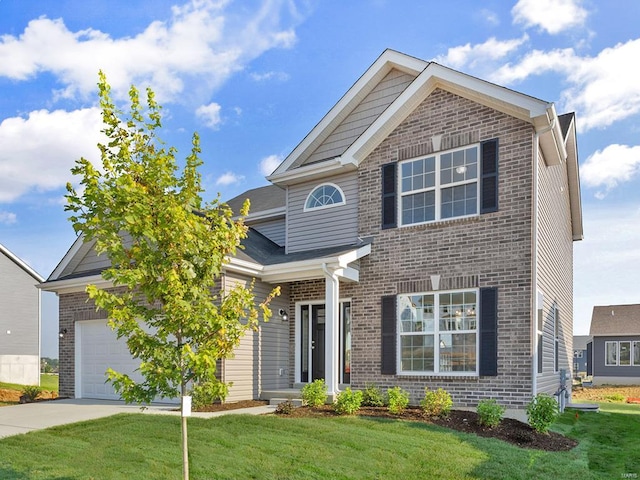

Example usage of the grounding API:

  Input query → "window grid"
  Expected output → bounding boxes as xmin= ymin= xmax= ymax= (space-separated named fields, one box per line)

xmin=398 ymin=289 xmax=478 ymax=375
xmin=399 ymin=145 xmax=479 ymax=226
xmin=304 ymin=183 xmax=345 ymax=211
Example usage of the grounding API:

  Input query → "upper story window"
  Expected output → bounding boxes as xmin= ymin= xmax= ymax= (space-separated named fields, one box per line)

xmin=304 ymin=183 xmax=346 ymax=211
xmin=399 ymin=145 xmax=479 ymax=225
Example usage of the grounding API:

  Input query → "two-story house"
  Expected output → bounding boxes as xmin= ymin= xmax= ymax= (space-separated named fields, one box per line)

xmin=42 ymin=49 xmax=582 ymax=408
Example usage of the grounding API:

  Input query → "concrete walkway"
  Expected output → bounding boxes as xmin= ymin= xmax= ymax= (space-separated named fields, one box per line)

xmin=0 ymin=398 xmax=277 ymax=439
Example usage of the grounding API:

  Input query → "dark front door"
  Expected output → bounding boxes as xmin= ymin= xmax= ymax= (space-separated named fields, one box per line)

xmin=312 ymin=305 xmax=326 ymax=381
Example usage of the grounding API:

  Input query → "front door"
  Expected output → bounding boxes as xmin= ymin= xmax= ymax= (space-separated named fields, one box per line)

xmin=299 ymin=301 xmax=350 ymax=384
xmin=311 ymin=305 xmax=325 ymax=381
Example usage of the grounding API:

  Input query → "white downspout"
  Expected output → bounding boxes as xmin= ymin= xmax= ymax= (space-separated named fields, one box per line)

xmin=532 ymin=117 xmax=556 ymax=399
xmin=322 ymin=262 xmax=340 ymax=400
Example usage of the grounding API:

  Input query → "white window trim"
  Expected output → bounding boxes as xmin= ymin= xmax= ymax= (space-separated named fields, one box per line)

xmin=398 ymin=144 xmax=480 ymax=227
xmin=536 ymin=290 xmax=544 ymax=376
xmin=553 ymin=304 xmax=560 ymax=373
xmin=303 ymin=182 xmax=346 ymax=212
xmin=619 ymin=341 xmax=632 ymax=366
xmin=396 ymin=288 xmax=479 ymax=377
xmin=634 ymin=341 xmax=640 ymax=366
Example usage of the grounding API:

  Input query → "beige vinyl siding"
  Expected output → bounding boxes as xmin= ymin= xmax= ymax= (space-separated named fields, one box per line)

xmin=286 ymin=171 xmax=359 ymax=254
xmin=536 ymin=147 xmax=574 ymax=395
xmin=251 ymin=217 xmax=286 ymax=246
xmin=223 ymin=274 xmax=290 ymax=401
xmin=302 ymin=69 xmax=414 ymax=165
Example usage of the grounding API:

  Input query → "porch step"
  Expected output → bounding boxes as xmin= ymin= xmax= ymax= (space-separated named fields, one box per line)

xmin=268 ymin=398 xmax=304 ymax=407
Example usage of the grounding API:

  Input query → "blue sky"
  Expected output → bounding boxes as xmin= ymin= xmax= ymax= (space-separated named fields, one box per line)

xmin=1 ymin=0 xmax=639 ymax=357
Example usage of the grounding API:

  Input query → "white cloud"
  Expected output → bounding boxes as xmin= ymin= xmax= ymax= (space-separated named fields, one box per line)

xmin=0 ymin=108 xmax=103 ymax=202
xmin=250 ymin=71 xmax=290 ymax=82
xmin=580 ymin=144 xmax=640 ymax=198
xmin=492 ymin=39 xmax=640 ymax=131
xmin=0 ymin=0 xmax=300 ymax=104
xmin=195 ymin=102 xmax=222 ymax=129
xmin=435 ymin=35 xmax=528 ymax=70
xmin=0 ymin=211 xmax=17 ymax=224
xmin=215 ymin=171 xmax=244 ymax=186
xmin=259 ymin=154 xmax=283 ymax=176
xmin=479 ymin=9 xmax=500 ymax=27
xmin=512 ymin=0 xmax=588 ymax=34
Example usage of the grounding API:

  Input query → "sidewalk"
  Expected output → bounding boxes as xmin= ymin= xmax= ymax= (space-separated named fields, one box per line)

xmin=0 ymin=398 xmax=277 ymax=439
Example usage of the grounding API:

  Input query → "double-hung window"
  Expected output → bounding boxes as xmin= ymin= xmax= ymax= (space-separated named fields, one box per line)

xmin=400 ymin=145 xmax=479 ymax=225
xmin=398 ymin=289 xmax=477 ymax=374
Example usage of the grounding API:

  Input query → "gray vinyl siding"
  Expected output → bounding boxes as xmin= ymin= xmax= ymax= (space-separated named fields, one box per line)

xmin=287 ymin=171 xmax=359 ymax=254
xmin=592 ymin=336 xmax=640 ymax=380
xmin=536 ymin=147 xmax=575 ymax=396
xmin=0 ymin=252 xmax=40 ymax=356
xmin=250 ymin=217 xmax=286 ymax=246
xmin=302 ymin=69 xmax=414 ymax=165
xmin=223 ymin=274 xmax=290 ymax=401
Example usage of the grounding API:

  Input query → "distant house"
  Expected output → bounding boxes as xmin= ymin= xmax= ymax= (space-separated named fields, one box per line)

xmin=0 ymin=243 xmax=44 ymax=385
xmin=588 ymin=304 xmax=640 ymax=385
xmin=573 ymin=335 xmax=589 ymax=377
xmin=42 ymin=49 xmax=582 ymax=408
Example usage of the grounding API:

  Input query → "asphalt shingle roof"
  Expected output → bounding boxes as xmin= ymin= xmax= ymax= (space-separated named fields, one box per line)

xmin=589 ymin=304 xmax=640 ymax=336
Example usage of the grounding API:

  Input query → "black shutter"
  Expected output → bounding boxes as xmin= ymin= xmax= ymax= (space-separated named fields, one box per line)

xmin=381 ymin=295 xmax=397 ymax=374
xmin=586 ymin=341 xmax=593 ymax=376
xmin=381 ymin=163 xmax=397 ymax=229
xmin=480 ymin=139 xmax=499 ymax=213
xmin=479 ymin=287 xmax=498 ymax=376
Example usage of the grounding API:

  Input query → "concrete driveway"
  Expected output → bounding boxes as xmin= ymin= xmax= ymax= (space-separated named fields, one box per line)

xmin=0 ymin=398 xmax=276 ymax=439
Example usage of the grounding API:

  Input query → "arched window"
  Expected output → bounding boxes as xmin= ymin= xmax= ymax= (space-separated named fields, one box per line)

xmin=304 ymin=183 xmax=346 ymax=211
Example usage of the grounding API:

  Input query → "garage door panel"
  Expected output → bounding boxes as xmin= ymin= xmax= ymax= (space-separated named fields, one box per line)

xmin=78 ymin=320 xmax=142 ymax=400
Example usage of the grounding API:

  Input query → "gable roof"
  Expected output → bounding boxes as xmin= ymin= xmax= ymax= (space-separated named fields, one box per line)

xmin=590 ymin=304 xmax=640 ymax=336
xmin=267 ymin=48 xmax=583 ymax=241
xmin=0 ymin=242 xmax=44 ymax=283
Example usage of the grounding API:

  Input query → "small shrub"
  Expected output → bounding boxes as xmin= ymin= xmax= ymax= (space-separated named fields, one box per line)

xmin=420 ymin=388 xmax=453 ymax=418
xmin=189 ymin=383 xmax=225 ymax=410
xmin=302 ymin=379 xmax=328 ymax=407
xmin=477 ymin=399 xmax=505 ymax=428
xmin=604 ymin=393 xmax=625 ymax=403
xmin=361 ymin=384 xmax=385 ymax=407
xmin=526 ymin=393 xmax=558 ymax=433
xmin=275 ymin=400 xmax=295 ymax=415
xmin=334 ymin=388 xmax=363 ymax=415
xmin=20 ymin=385 xmax=42 ymax=403
xmin=386 ymin=386 xmax=409 ymax=414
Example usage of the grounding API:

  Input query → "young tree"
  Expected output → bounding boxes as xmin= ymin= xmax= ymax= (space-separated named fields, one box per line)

xmin=65 ymin=72 xmax=278 ymax=480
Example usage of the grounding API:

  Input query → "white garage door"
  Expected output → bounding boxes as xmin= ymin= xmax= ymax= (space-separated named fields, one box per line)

xmin=77 ymin=319 xmax=142 ymax=400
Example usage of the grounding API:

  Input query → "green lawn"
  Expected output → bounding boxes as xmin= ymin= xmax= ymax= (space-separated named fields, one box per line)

xmin=0 ymin=405 xmax=637 ymax=480
xmin=0 ymin=375 xmax=58 ymax=393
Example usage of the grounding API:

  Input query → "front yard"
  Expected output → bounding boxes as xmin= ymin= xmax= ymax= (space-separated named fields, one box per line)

xmin=0 ymin=401 xmax=638 ymax=479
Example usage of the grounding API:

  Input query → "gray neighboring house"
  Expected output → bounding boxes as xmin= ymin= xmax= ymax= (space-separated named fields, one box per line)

xmin=588 ymin=304 xmax=640 ymax=385
xmin=42 ymin=49 xmax=583 ymax=408
xmin=573 ymin=335 xmax=589 ymax=377
xmin=0 ymin=242 xmax=44 ymax=385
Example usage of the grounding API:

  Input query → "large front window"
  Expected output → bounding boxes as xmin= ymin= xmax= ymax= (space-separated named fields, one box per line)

xmin=400 ymin=145 xmax=479 ymax=225
xmin=398 ymin=289 xmax=477 ymax=374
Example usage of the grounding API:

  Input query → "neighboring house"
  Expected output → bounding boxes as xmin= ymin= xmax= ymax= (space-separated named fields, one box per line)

xmin=41 ymin=49 xmax=583 ymax=408
xmin=0 ymin=242 xmax=44 ymax=385
xmin=573 ymin=335 xmax=589 ymax=377
xmin=587 ymin=304 xmax=640 ymax=385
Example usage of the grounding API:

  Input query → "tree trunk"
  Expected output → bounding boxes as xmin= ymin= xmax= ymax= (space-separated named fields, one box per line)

xmin=182 ymin=412 xmax=189 ymax=480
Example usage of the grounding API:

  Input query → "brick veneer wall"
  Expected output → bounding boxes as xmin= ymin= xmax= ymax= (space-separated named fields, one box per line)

xmin=351 ymin=88 xmax=536 ymax=407
xmin=58 ymin=291 xmax=105 ymax=398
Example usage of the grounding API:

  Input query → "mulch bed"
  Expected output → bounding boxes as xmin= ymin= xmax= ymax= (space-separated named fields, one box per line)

xmin=277 ymin=405 xmax=577 ymax=452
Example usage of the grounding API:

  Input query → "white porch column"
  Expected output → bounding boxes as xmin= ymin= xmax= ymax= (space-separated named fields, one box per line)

xmin=322 ymin=263 xmax=340 ymax=399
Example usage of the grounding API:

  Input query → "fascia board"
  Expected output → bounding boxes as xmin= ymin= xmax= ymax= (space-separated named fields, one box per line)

xmin=0 ymin=243 xmax=44 ymax=283
xmin=268 ymin=159 xmax=355 ymax=186
xmin=224 ymin=257 xmax=264 ymax=277
xmin=270 ymin=50 xmax=426 ymax=177
xmin=345 ymin=62 xmax=552 ymax=165
xmin=563 ymin=117 xmax=584 ymax=241
xmin=232 ymin=207 xmax=286 ymax=222
xmin=39 ymin=274 xmax=111 ymax=294
xmin=48 ymin=234 xmax=88 ymax=281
